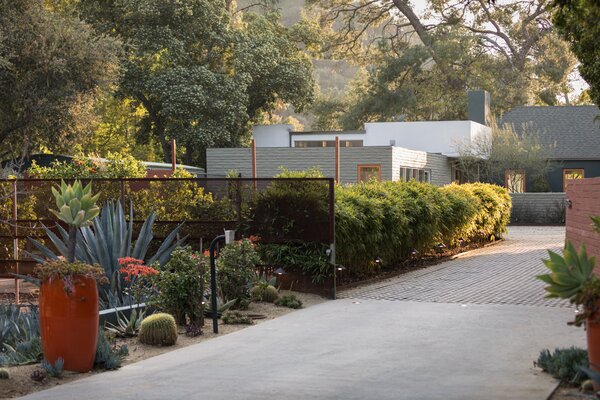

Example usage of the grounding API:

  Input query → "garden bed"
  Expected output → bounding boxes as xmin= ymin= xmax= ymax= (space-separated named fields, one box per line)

xmin=0 ymin=290 xmax=324 ymax=399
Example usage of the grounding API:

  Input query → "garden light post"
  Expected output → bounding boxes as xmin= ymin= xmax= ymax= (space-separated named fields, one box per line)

xmin=209 ymin=230 xmax=235 ymax=334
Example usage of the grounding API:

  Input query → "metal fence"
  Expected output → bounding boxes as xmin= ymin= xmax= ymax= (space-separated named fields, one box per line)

xmin=0 ymin=177 xmax=335 ymax=300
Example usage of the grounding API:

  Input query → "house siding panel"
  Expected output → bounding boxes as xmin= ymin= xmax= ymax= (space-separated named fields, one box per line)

xmin=510 ymin=193 xmax=566 ymax=224
xmin=207 ymin=147 xmax=394 ymax=183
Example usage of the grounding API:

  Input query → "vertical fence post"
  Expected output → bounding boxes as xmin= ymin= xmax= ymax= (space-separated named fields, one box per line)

xmin=335 ymin=136 xmax=340 ymax=184
xmin=171 ymin=139 xmax=177 ymax=172
xmin=329 ymin=179 xmax=336 ymax=299
xmin=12 ymin=179 xmax=19 ymax=304
xmin=251 ymin=139 xmax=257 ymax=190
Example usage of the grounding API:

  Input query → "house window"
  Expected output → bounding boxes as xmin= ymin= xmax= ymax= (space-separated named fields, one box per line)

xmin=505 ymin=170 xmax=526 ymax=193
xmin=563 ymin=168 xmax=584 ymax=191
xmin=294 ymin=140 xmax=363 ymax=148
xmin=358 ymin=164 xmax=381 ymax=182
xmin=399 ymin=167 xmax=431 ymax=183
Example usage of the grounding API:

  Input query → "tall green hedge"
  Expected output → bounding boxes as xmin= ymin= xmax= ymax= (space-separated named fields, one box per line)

xmin=336 ymin=181 xmax=511 ymax=278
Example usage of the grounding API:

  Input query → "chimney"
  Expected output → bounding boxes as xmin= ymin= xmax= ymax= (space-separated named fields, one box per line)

xmin=467 ymin=90 xmax=490 ymax=126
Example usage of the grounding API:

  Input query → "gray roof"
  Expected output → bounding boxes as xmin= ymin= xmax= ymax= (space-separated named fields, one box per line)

xmin=501 ymin=105 xmax=600 ymax=160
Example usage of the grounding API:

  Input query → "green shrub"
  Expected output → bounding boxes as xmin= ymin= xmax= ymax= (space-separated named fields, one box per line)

xmin=536 ymin=347 xmax=588 ymax=385
xmin=27 ymin=152 xmax=146 ymax=179
xmin=274 ymin=294 xmax=303 ymax=309
xmin=138 ymin=313 xmax=178 ymax=346
xmin=217 ymin=238 xmax=261 ymax=307
xmin=153 ymin=247 xmax=206 ymax=326
xmin=335 ymin=180 xmax=511 ymax=278
xmin=246 ymin=167 xmax=330 ymax=243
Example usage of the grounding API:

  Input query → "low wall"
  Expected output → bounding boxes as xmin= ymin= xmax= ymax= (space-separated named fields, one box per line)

xmin=510 ymin=192 xmax=566 ymax=224
xmin=566 ymin=177 xmax=600 ymax=263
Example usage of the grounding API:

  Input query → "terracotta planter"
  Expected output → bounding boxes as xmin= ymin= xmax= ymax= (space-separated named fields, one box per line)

xmin=587 ymin=313 xmax=600 ymax=390
xmin=39 ymin=276 xmax=99 ymax=372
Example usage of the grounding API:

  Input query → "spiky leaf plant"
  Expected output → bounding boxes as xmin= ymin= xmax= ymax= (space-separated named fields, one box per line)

xmin=537 ymin=241 xmax=596 ymax=300
xmin=50 ymin=180 xmax=100 ymax=262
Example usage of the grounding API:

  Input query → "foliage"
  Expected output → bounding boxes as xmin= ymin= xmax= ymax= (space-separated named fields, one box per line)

xmin=246 ymin=168 xmax=330 ymax=243
xmin=95 ymin=330 xmax=129 ymax=370
xmin=335 ymin=181 xmax=511 ymax=278
xmin=50 ymin=179 xmax=101 ymax=262
xmin=77 ymin=1 xmax=315 ymax=165
xmin=41 ymin=358 xmax=64 ymax=378
xmin=118 ymin=257 xmax=159 ymax=306
xmin=455 ymin=120 xmax=556 ymax=191
xmin=28 ymin=153 xmax=147 ymax=179
xmin=153 ymin=247 xmax=206 ymax=326
xmin=553 ymin=0 xmax=600 ymax=106
xmin=274 ymin=294 xmax=303 ymax=309
xmin=222 ymin=311 xmax=254 ymax=325
xmin=34 ymin=260 xmax=108 ymax=295
xmin=138 ymin=313 xmax=178 ymax=347
xmin=105 ymin=308 xmax=146 ymax=338
xmin=309 ymin=0 xmax=579 ymax=127
xmin=538 ymin=241 xmax=600 ymax=326
xmin=204 ymin=297 xmax=238 ymax=318
xmin=250 ymin=283 xmax=279 ymax=303
xmin=258 ymin=242 xmax=330 ymax=283
xmin=0 ymin=0 xmax=121 ymax=159
xmin=217 ymin=238 xmax=261 ymax=307
xmin=536 ymin=347 xmax=588 ymax=385
xmin=0 ymin=305 xmax=42 ymax=366
xmin=29 ymin=201 xmax=185 ymax=307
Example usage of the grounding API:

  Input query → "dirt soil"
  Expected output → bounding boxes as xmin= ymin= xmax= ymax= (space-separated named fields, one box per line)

xmin=550 ymin=384 xmax=597 ymax=399
xmin=0 ymin=291 xmax=325 ymax=399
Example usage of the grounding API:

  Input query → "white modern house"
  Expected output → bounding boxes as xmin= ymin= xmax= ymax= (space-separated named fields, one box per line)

xmin=207 ymin=91 xmax=492 ymax=185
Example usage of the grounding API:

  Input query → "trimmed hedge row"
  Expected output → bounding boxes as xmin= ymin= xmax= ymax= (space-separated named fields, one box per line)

xmin=336 ymin=181 xmax=511 ymax=278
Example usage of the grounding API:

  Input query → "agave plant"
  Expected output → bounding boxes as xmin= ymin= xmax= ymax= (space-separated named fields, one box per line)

xmin=105 ymin=308 xmax=145 ymax=338
xmin=29 ymin=201 xmax=186 ymax=304
xmin=537 ymin=241 xmax=596 ymax=300
xmin=50 ymin=180 xmax=100 ymax=261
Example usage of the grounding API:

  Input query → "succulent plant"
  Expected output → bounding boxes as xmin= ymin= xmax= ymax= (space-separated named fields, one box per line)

xmin=250 ymin=283 xmax=279 ymax=302
xmin=50 ymin=180 xmax=100 ymax=228
xmin=274 ymin=294 xmax=303 ymax=309
xmin=0 ymin=368 xmax=9 ymax=379
xmin=29 ymin=201 xmax=185 ymax=305
xmin=95 ymin=330 xmax=128 ymax=370
xmin=138 ymin=313 xmax=178 ymax=346
xmin=538 ymin=241 xmax=596 ymax=300
xmin=41 ymin=358 xmax=64 ymax=378
xmin=30 ymin=369 xmax=46 ymax=382
xmin=105 ymin=308 xmax=145 ymax=338
xmin=222 ymin=311 xmax=254 ymax=325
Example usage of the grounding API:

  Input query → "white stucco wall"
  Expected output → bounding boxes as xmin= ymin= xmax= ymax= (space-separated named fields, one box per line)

xmin=363 ymin=121 xmax=491 ymax=156
xmin=252 ymin=124 xmax=292 ymax=147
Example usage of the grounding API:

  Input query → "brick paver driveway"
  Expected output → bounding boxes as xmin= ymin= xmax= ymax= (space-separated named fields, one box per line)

xmin=340 ymin=226 xmax=569 ymax=307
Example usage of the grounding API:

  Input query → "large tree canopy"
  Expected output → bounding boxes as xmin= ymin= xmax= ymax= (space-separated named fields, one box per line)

xmin=78 ymin=0 xmax=315 ymax=165
xmin=553 ymin=0 xmax=600 ymax=106
xmin=308 ymin=0 xmax=579 ymax=128
xmin=0 ymin=0 xmax=121 ymax=159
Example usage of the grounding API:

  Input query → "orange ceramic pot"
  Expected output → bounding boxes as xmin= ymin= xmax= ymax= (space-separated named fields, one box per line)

xmin=39 ymin=276 xmax=99 ymax=372
xmin=587 ymin=314 xmax=600 ymax=390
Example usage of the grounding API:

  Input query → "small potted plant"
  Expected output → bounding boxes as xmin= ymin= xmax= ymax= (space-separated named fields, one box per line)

xmin=36 ymin=180 xmax=106 ymax=372
xmin=537 ymin=240 xmax=600 ymax=377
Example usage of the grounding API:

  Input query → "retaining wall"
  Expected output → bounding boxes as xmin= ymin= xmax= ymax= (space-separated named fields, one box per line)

xmin=510 ymin=192 xmax=566 ymax=224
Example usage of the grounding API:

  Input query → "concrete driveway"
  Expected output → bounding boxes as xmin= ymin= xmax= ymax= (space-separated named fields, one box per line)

xmin=21 ymin=227 xmax=584 ymax=400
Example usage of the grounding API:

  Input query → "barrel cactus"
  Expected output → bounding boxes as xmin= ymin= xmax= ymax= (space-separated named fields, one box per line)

xmin=0 ymin=368 xmax=9 ymax=379
xmin=138 ymin=313 xmax=178 ymax=346
xmin=250 ymin=283 xmax=279 ymax=302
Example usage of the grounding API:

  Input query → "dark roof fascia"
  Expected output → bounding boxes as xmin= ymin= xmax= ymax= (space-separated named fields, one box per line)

xmin=290 ymin=131 xmax=365 ymax=135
